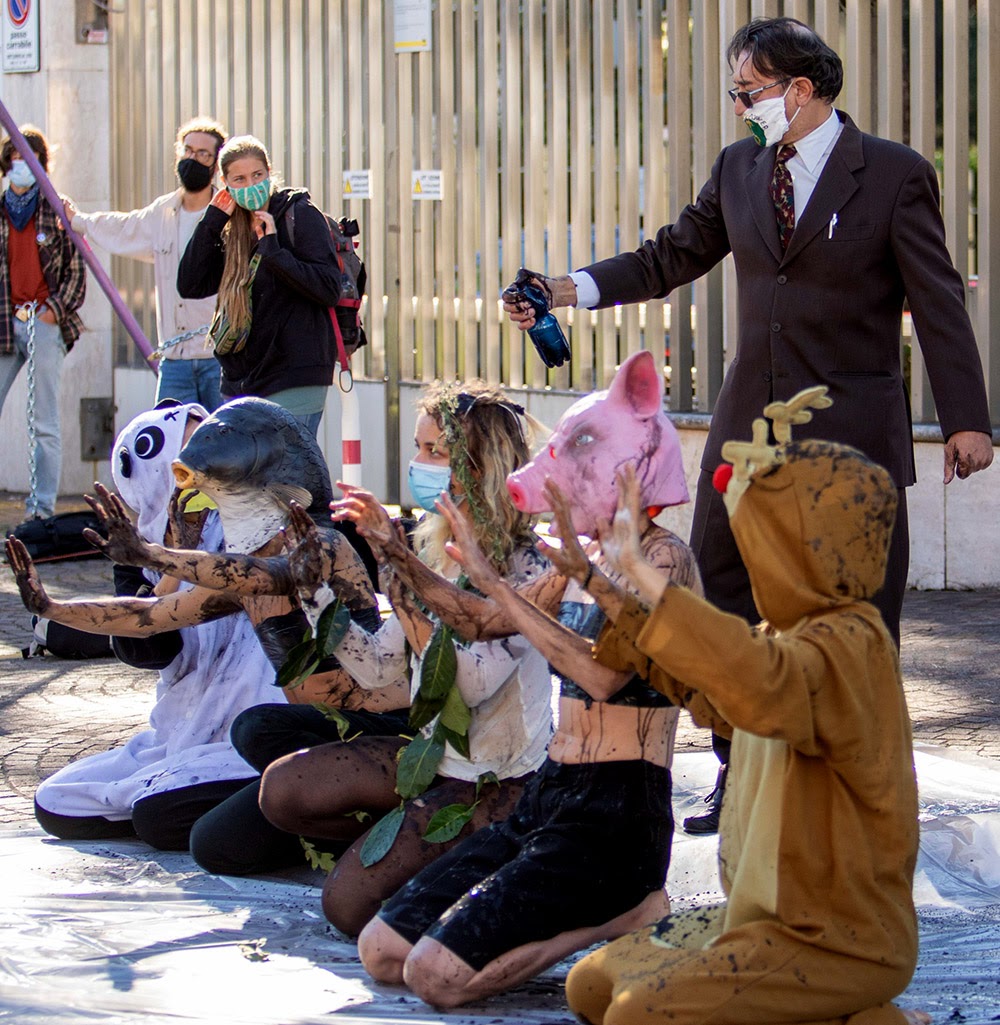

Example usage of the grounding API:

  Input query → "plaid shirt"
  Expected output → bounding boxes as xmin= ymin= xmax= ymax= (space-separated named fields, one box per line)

xmin=0 ymin=190 xmax=86 ymax=355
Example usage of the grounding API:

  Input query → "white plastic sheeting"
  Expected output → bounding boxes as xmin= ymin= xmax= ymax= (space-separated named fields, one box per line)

xmin=1 ymin=747 xmax=997 ymax=1025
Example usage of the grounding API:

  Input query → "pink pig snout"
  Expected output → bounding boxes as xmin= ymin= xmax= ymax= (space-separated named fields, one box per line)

xmin=506 ymin=465 xmax=548 ymax=514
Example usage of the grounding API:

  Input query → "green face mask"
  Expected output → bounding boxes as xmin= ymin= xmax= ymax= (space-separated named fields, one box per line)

xmin=229 ymin=178 xmax=272 ymax=211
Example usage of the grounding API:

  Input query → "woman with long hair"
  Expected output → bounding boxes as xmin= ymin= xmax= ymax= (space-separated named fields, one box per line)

xmin=201 ymin=381 xmax=554 ymax=936
xmin=177 ymin=135 xmax=339 ymax=434
xmin=353 ymin=351 xmax=697 ymax=1008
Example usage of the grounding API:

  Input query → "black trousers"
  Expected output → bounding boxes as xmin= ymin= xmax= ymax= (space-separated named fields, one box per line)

xmin=688 ymin=469 xmax=909 ymax=763
xmin=34 ymin=777 xmax=254 ymax=851
xmin=190 ymin=703 xmax=411 ymax=876
xmin=229 ymin=702 xmax=411 ymax=772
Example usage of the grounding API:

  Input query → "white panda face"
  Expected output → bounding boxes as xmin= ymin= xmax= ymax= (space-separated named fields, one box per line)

xmin=117 ymin=424 xmax=168 ymax=481
xmin=112 ymin=401 xmax=209 ymax=543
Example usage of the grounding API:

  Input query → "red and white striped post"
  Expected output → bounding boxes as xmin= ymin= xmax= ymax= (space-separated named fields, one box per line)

xmin=339 ymin=380 xmax=362 ymax=487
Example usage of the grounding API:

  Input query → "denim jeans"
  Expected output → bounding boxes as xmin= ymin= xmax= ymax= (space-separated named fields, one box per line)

xmin=156 ymin=356 xmax=222 ymax=411
xmin=0 ymin=315 xmax=67 ymax=519
xmin=294 ymin=409 xmax=323 ymax=437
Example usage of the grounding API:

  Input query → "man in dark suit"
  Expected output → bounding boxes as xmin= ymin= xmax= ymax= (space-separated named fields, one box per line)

xmin=504 ymin=16 xmax=993 ymax=832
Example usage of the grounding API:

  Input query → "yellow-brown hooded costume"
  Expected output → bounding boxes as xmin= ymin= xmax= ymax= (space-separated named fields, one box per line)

xmin=566 ymin=395 xmax=920 ymax=1025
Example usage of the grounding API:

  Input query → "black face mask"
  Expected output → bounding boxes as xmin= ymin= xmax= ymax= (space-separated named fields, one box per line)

xmin=176 ymin=157 xmax=214 ymax=192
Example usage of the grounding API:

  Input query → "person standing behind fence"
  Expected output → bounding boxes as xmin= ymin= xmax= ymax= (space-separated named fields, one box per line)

xmin=504 ymin=15 xmax=993 ymax=835
xmin=63 ymin=117 xmax=227 ymax=411
xmin=0 ymin=125 xmax=86 ymax=524
xmin=177 ymin=135 xmax=340 ymax=437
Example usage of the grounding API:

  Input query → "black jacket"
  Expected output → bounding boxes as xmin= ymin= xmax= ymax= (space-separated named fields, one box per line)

xmin=177 ymin=187 xmax=340 ymax=398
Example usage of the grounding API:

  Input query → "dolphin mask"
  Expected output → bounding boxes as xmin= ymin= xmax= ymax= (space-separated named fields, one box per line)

xmin=173 ymin=397 xmax=334 ymax=554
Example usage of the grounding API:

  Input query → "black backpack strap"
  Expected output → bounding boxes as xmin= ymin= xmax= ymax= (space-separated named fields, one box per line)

xmin=282 ymin=200 xmax=297 ymax=247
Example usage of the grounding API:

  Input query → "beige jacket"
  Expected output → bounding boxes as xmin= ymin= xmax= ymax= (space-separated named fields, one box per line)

xmin=72 ymin=189 xmax=217 ymax=360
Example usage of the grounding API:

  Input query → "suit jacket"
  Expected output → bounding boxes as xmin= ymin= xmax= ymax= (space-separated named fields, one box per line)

xmin=584 ymin=112 xmax=992 ymax=487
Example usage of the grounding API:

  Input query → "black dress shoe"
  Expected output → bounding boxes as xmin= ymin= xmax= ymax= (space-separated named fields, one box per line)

xmin=683 ymin=763 xmax=727 ymax=836
xmin=682 ymin=805 xmax=721 ymax=835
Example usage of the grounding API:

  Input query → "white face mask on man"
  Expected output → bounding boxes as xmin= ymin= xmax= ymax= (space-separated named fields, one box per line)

xmin=743 ymin=82 xmax=800 ymax=147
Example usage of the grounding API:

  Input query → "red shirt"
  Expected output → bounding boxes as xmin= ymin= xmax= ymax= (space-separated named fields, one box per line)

xmin=7 ymin=214 xmax=50 ymax=306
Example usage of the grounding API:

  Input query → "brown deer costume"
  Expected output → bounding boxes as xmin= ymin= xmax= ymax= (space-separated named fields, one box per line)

xmin=568 ymin=388 xmax=923 ymax=1025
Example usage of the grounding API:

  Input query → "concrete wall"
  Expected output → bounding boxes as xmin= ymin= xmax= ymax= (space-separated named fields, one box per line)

xmin=0 ymin=9 xmax=112 ymax=504
xmin=907 ymin=428 xmax=1000 ymax=589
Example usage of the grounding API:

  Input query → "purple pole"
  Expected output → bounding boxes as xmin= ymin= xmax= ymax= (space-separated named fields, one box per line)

xmin=0 ymin=101 xmax=158 ymax=372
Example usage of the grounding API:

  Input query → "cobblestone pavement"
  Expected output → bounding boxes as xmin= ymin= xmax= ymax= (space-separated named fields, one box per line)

xmin=1 ymin=498 xmax=999 ymax=829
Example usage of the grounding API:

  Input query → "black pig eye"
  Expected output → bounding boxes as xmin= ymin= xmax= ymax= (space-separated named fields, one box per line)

xmin=134 ymin=427 xmax=165 ymax=460
xmin=118 ymin=449 xmax=133 ymax=478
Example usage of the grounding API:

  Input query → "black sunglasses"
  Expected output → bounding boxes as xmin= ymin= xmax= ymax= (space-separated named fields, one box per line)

xmin=727 ymin=78 xmax=790 ymax=108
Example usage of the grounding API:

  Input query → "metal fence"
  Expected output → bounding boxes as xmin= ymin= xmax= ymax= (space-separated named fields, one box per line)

xmin=110 ymin=0 xmax=999 ymax=426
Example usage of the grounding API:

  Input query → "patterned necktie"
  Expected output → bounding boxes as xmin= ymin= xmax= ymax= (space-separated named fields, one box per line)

xmin=770 ymin=144 xmax=797 ymax=251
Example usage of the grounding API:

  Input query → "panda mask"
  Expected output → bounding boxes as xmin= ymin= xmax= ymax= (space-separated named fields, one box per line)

xmin=111 ymin=400 xmax=211 ymax=545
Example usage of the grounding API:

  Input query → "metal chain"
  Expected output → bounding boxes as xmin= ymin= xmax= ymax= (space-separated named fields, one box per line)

xmin=16 ymin=301 xmax=41 ymax=518
xmin=154 ymin=323 xmax=210 ymax=358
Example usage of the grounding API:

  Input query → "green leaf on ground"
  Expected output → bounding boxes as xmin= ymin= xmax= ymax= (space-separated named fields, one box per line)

xmin=238 ymin=937 xmax=270 ymax=962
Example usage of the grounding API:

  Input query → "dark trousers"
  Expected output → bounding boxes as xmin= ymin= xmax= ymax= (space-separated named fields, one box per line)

xmin=229 ymin=702 xmax=410 ymax=772
xmin=34 ymin=778 xmax=254 ymax=851
xmin=190 ymin=703 xmax=411 ymax=876
xmin=688 ymin=468 xmax=909 ymax=764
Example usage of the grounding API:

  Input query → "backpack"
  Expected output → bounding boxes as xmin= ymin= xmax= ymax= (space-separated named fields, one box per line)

xmin=325 ymin=215 xmax=368 ymax=360
xmin=11 ymin=509 xmax=105 ymax=563
xmin=285 ymin=204 xmax=368 ymax=366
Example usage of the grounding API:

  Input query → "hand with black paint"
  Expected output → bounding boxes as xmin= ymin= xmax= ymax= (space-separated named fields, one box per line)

xmin=4 ymin=534 xmax=51 ymax=616
xmin=83 ymin=482 xmax=157 ymax=568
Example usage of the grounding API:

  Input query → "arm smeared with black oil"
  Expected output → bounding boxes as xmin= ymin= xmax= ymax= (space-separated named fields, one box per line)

xmin=83 ymin=482 xmax=298 ymax=596
xmin=4 ymin=534 xmax=240 ymax=637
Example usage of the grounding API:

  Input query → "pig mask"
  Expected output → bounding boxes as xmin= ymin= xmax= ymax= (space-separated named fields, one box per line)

xmin=506 ymin=349 xmax=689 ymax=536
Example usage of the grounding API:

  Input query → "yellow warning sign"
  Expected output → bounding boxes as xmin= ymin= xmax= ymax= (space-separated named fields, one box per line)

xmin=411 ymin=170 xmax=442 ymax=200
xmin=342 ymin=170 xmax=371 ymax=200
